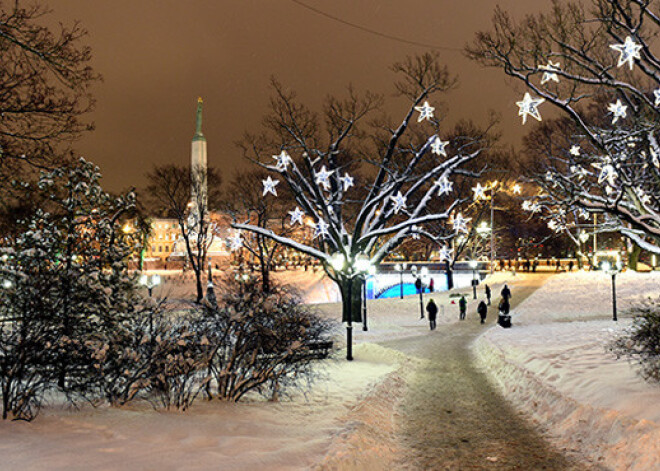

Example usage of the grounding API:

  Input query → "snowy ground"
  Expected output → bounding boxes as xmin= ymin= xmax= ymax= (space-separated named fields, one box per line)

xmin=474 ymin=270 xmax=660 ymax=470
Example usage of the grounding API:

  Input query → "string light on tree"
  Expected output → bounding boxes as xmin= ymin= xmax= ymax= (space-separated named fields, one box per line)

xmin=607 ymin=99 xmax=627 ymax=124
xmin=539 ymin=60 xmax=560 ymax=84
xmin=262 ymin=176 xmax=279 ymax=197
xmin=414 ymin=101 xmax=435 ymax=122
xmin=516 ymin=92 xmax=545 ymax=124
xmin=431 ymin=136 xmax=449 ymax=156
xmin=288 ymin=207 xmax=305 ymax=225
xmin=610 ymin=36 xmax=642 ymax=70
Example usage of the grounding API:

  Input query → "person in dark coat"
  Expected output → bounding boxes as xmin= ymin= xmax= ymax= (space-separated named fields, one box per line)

xmin=498 ymin=297 xmax=510 ymax=315
xmin=501 ymin=284 xmax=511 ymax=301
xmin=568 ymin=260 xmax=574 ymax=272
xmin=426 ymin=299 xmax=438 ymax=330
xmin=459 ymin=295 xmax=467 ymax=320
xmin=485 ymin=284 xmax=491 ymax=305
xmin=429 ymin=277 xmax=435 ymax=292
xmin=414 ymin=277 xmax=422 ymax=293
xmin=478 ymin=300 xmax=488 ymax=324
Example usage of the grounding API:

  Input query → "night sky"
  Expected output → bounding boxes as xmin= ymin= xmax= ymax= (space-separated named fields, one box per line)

xmin=53 ymin=0 xmax=546 ymax=193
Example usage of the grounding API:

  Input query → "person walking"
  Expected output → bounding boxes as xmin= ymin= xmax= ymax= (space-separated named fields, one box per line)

xmin=501 ymin=284 xmax=511 ymax=302
xmin=485 ymin=284 xmax=491 ymax=305
xmin=478 ymin=300 xmax=488 ymax=324
xmin=459 ymin=295 xmax=467 ymax=320
xmin=568 ymin=260 xmax=574 ymax=272
xmin=429 ymin=277 xmax=435 ymax=292
xmin=426 ymin=299 xmax=438 ymax=330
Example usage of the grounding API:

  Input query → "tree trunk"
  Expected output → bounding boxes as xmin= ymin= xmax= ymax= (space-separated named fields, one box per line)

xmin=628 ymin=242 xmax=641 ymax=271
xmin=445 ymin=261 xmax=454 ymax=290
xmin=261 ymin=262 xmax=271 ymax=293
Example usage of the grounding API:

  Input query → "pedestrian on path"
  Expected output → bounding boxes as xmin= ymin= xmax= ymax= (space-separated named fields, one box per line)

xmin=485 ymin=284 xmax=491 ymax=305
xmin=501 ymin=284 xmax=512 ymax=301
xmin=426 ymin=299 xmax=438 ymax=330
xmin=429 ymin=277 xmax=435 ymax=292
xmin=459 ymin=295 xmax=467 ymax=320
xmin=478 ymin=300 xmax=488 ymax=324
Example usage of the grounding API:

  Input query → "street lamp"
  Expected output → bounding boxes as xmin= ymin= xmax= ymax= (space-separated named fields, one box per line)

xmin=331 ymin=252 xmax=372 ymax=361
xmin=469 ymin=260 xmax=478 ymax=299
xmin=139 ymin=273 xmax=161 ymax=336
xmin=602 ymin=261 xmax=623 ymax=322
xmin=394 ymin=262 xmax=407 ymax=299
xmin=411 ymin=265 xmax=428 ymax=319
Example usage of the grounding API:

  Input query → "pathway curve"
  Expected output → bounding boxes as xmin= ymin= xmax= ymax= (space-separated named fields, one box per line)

xmin=379 ymin=274 xmax=600 ymax=470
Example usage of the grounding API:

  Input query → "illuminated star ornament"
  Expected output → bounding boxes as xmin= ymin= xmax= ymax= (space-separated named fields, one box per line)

xmin=288 ymin=207 xmax=304 ymax=226
xmin=512 ymin=183 xmax=522 ymax=195
xmin=414 ymin=101 xmax=435 ymax=122
xmin=313 ymin=219 xmax=329 ymax=239
xmin=452 ymin=213 xmax=471 ymax=233
xmin=654 ymin=89 xmax=660 ymax=107
xmin=570 ymin=145 xmax=581 ymax=156
xmin=472 ymin=183 xmax=486 ymax=201
xmin=610 ymin=36 xmax=642 ymax=70
xmin=227 ymin=233 xmax=243 ymax=251
xmin=597 ymin=163 xmax=618 ymax=186
xmin=431 ymin=136 xmax=449 ymax=156
xmin=435 ymin=176 xmax=453 ymax=196
xmin=391 ymin=191 xmax=407 ymax=214
xmin=410 ymin=225 xmax=420 ymax=240
xmin=340 ymin=173 xmax=354 ymax=191
xmin=607 ymin=99 xmax=627 ymax=124
xmin=516 ymin=92 xmax=545 ymax=125
xmin=273 ymin=150 xmax=292 ymax=170
xmin=262 ymin=176 xmax=279 ymax=197
xmin=540 ymin=60 xmax=560 ymax=85
xmin=439 ymin=245 xmax=453 ymax=262
xmin=315 ymin=165 xmax=333 ymax=191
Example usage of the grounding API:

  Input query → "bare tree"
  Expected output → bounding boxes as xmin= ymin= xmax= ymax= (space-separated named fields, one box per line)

xmin=145 ymin=164 xmax=222 ymax=302
xmin=232 ymin=53 xmax=490 ymax=359
xmin=468 ymin=0 xmax=660 ymax=255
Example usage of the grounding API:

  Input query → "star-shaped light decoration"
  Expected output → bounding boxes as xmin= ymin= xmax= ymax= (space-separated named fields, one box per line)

xmin=472 ymin=183 xmax=487 ymax=201
xmin=610 ymin=36 xmax=643 ymax=70
xmin=262 ymin=176 xmax=279 ymax=197
xmin=607 ymin=99 xmax=627 ymax=124
xmin=410 ymin=225 xmax=420 ymax=240
xmin=227 ymin=233 xmax=243 ymax=251
xmin=273 ymin=150 xmax=292 ymax=170
xmin=638 ymin=190 xmax=652 ymax=205
xmin=651 ymin=147 xmax=660 ymax=168
xmin=578 ymin=208 xmax=590 ymax=220
xmin=516 ymin=92 xmax=545 ymax=125
xmin=570 ymin=145 xmax=581 ymax=156
xmin=547 ymin=220 xmax=558 ymax=231
xmin=545 ymin=171 xmax=554 ymax=182
xmin=452 ymin=213 xmax=471 ymax=233
xmin=315 ymin=165 xmax=333 ymax=191
xmin=435 ymin=176 xmax=453 ymax=196
xmin=522 ymin=200 xmax=532 ymax=211
xmin=313 ymin=219 xmax=329 ymax=239
xmin=439 ymin=245 xmax=453 ymax=262
xmin=654 ymin=89 xmax=660 ymax=107
xmin=288 ymin=207 xmax=304 ymax=226
xmin=340 ymin=173 xmax=354 ymax=191
xmin=512 ymin=183 xmax=522 ymax=195
xmin=414 ymin=101 xmax=435 ymax=122
xmin=540 ymin=60 xmax=560 ymax=85
xmin=391 ymin=191 xmax=407 ymax=214
xmin=597 ymin=163 xmax=618 ymax=186
xmin=579 ymin=231 xmax=590 ymax=243
xmin=431 ymin=136 xmax=449 ymax=156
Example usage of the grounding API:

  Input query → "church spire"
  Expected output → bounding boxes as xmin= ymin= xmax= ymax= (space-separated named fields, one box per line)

xmin=193 ymin=97 xmax=205 ymax=141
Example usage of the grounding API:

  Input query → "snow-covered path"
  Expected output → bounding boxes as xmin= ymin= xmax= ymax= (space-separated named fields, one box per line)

xmin=379 ymin=274 xmax=593 ymax=470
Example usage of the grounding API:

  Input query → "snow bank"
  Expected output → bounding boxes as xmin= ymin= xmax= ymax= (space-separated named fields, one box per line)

xmin=474 ymin=271 xmax=660 ymax=470
xmin=0 ymin=343 xmax=412 ymax=471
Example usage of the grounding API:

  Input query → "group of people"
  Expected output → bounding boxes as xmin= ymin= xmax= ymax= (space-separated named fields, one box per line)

xmin=424 ymin=283 xmax=513 ymax=330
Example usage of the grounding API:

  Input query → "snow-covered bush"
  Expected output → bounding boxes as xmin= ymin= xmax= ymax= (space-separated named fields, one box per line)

xmin=204 ymin=274 xmax=336 ymax=402
xmin=610 ymin=298 xmax=660 ymax=384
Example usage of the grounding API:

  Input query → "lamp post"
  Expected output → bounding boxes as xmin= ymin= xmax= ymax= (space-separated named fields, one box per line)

xmin=602 ymin=261 xmax=622 ymax=322
xmin=139 ymin=274 xmax=161 ymax=335
xmin=394 ymin=262 xmax=407 ymax=299
xmin=361 ymin=265 xmax=376 ymax=331
xmin=331 ymin=252 xmax=372 ymax=361
xmin=411 ymin=265 xmax=428 ymax=319
xmin=469 ymin=260 xmax=478 ymax=299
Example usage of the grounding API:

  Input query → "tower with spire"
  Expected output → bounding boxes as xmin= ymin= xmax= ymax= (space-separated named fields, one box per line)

xmin=191 ymin=97 xmax=208 ymax=222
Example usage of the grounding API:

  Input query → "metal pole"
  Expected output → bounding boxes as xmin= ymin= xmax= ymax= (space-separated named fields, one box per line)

xmin=612 ymin=273 xmax=618 ymax=322
xmin=346 ymin=276 xmax=353 ymax=361
xmin=472 ymin=268 xmax=477 ymax=299
xmin=399 ymin=270 xmax=403 ymax=299
xmin=593 ymin=213 xmax=598 ymax=268
xmin=362 ymin=276 xmax=368 ymax=331
xmin=418 ymin=278 xmax=424 ymax=319
xmin=490 ymin=187 xmax=495 ymax=274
